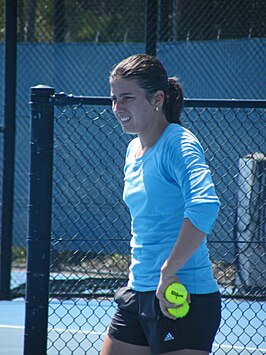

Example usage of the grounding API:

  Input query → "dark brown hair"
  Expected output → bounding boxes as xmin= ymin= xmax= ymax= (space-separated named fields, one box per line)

xmin=109 ymin=54 xmax=183 ymax=125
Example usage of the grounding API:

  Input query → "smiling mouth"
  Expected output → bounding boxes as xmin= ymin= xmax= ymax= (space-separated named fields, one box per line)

xmin=120 ymin=116 xmax=130 ymax=122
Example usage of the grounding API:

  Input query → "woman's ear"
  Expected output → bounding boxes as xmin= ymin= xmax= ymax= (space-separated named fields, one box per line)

xmin=152 ymin=90 xmax=165 ymax=109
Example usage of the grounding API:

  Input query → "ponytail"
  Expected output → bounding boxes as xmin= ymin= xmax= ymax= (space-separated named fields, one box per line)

xmin=163 ymin=77 xmax=183 ymax=125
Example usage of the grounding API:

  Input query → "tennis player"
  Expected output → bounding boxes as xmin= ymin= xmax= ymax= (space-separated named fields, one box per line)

xmin=101 ymin=54 xmax=221 ymax=355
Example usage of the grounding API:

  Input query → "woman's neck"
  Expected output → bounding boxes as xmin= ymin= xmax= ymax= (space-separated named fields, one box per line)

xmin=136 ymin=120 xmax=169 ymax=157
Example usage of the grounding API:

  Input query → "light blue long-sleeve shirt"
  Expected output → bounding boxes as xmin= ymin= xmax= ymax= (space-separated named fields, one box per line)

xmin=123 ymin=124 xmax=220 ymax=293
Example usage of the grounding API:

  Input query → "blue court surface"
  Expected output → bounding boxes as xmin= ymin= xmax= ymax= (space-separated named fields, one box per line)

xmin=0 ymin=298 xmax=265 ymax=355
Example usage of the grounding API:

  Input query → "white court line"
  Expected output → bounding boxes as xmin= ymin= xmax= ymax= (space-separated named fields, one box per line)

xmin=0 ymin=324 xmax=104 ymax=336
xmin=213 ymin=342 xmax=266 ymax=353
xmin=1 ymin=325 xmax=265 ymax=353
xmin=0 ymin=325 xmax=24 ymax=330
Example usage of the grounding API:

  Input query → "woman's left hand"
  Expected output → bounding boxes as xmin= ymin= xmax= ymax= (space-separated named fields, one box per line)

xmin=156 ymin=272 xmax=181 ymax=319
xmin=156 ymin=268 xmax=190 ymax=320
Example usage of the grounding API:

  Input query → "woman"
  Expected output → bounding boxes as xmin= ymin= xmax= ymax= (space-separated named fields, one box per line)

xmin=101 ymin=54 xmax=221 ymax=355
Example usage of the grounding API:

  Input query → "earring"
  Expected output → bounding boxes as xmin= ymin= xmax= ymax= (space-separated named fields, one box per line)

xmin=154 ymin=107 xmax=159 ymax=112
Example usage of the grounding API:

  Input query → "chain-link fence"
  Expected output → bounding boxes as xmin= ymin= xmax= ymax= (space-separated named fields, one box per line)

xmin=0 ymin=0 xmax=265 ymax=295
xmin=23 ymin=87 xmax=265 ymax=354
xmin=0 ymin=1 xmax=265 ymax=353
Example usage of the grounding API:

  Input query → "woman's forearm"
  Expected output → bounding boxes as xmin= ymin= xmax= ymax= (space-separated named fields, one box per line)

xmin=161 ymin=218 xmax=206 ymax=277
xmin=156 ymin=218 xmax=207 ymax=318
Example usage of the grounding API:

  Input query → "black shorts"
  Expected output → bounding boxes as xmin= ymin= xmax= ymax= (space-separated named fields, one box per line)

xmin=108 ymin=286 xmax=221 ymax=355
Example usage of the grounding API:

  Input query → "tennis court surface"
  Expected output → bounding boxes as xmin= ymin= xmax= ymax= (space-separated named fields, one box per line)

xmin=1 ymin=297 xmax=265 ymax=355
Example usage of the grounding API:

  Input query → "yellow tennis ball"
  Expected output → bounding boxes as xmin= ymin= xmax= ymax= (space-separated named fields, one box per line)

xmin=167 ymin=300 xmax=190 ymax=318
xmin=165 ymin=283 xmax=187 ymax=305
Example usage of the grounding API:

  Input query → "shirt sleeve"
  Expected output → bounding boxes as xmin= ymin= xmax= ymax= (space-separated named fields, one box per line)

xmin=164 ymin=128 xmax=220 ymax=234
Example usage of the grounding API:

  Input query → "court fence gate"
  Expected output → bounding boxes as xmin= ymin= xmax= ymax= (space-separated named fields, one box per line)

xmin=24 ymin=85 xmax=265 ymax=354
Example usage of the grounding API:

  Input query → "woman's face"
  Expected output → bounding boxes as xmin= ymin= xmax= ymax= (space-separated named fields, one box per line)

xmin=110 ymin=78 xmax=156 ymax=135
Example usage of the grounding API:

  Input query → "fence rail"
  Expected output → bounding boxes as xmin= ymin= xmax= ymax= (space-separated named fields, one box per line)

xmin=22 ymin=86 xmax=266 ymax=354
xmin=53 ymin=93 xmax=266 ymax=108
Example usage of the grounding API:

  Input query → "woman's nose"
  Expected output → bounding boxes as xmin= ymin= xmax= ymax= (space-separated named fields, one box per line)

xmin=113 ymin=101 xmax=124 ymax=114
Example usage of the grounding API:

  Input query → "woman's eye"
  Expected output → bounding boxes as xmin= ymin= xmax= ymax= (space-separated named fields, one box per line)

xmin=110 ymin=96 xmax=134 ymax=105
xmin=123 ymin=96 xmax=133 ymax=103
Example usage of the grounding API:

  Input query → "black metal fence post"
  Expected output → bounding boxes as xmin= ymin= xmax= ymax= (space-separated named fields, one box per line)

xmin=0 ymin=0 xmax=17 ymax=300
xmin=145 ymin=0 xmax=157 ymax=56
xmin=24 ymin=85 xmax=55 ymax=355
